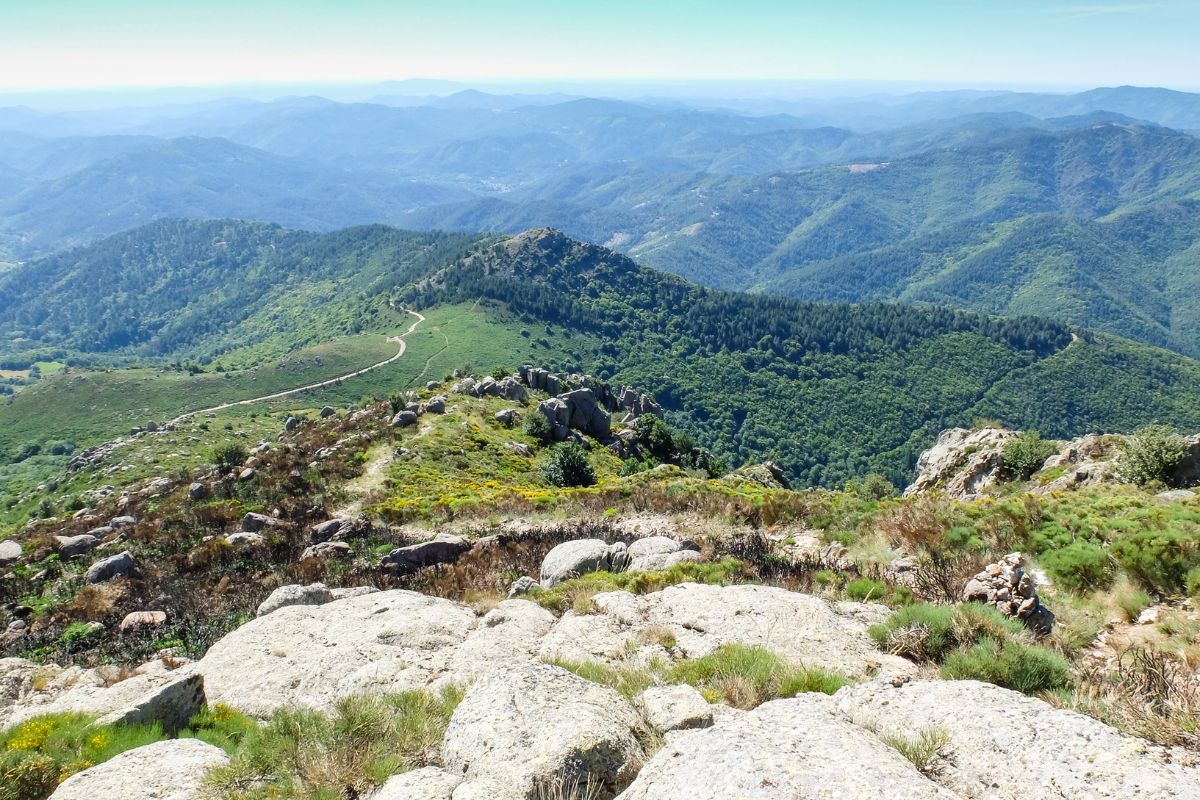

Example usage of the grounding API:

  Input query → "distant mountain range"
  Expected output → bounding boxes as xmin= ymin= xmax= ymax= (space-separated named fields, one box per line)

xmin=1 ymin=85 xmax=1199 ymax=357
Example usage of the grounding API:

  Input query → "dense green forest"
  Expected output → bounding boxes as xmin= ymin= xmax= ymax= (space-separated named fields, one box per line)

xmin=404 ymin=229 xmax=1200 ymax=486
xmin=0 ymin=220 xmax=484 ymax=364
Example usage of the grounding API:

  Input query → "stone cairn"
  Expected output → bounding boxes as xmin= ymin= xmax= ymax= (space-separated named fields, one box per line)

xmin=962 ymin=552 xmax=1054 ymax=635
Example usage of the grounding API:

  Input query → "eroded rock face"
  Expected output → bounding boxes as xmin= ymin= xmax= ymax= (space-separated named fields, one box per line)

xmin=835 ymin=679 xmax=1200 ymax=799
xmin=48 ymin=738 xmax=228 ymax=800
xmin=905 ymin=427 xmax=1017 ymax=498
xmin=619 ymin=694 xmax=957 ymax=800
xmin=442 ymin=663 xmax=644 ymax=800
xmin=635 ymin=684 xmax=713 ymax=733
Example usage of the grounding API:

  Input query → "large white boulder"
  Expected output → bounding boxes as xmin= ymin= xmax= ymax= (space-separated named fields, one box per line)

xmin=371 ymin=766 xmax=461 ymax=799
xmin=836 ymin=680 xmax=1200 ymax=799
xmin=441 ymin=663 xmax=644 ymax=799
xmin=618 ymin=694 xmax=957 ymax=799
xmin=540 ymin=538 xmax=630 ymax=587
xmin=48 ymin=738 xmax=228 ymax=800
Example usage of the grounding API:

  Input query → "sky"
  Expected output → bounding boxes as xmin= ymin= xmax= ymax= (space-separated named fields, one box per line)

xmin=0 ymin=0 xmax=1198 ymax=92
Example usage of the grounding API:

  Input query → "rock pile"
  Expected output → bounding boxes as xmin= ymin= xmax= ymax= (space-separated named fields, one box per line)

xmin=962 ymin=552 xmax=1055 ymax=634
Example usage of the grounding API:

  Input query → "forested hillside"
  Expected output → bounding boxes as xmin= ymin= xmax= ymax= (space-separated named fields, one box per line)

xmin=404 ymin=229 xmax=1200 ymax=486
xmin=408 ymin=122 xmax=1200 ymax=356
xmin=5 ymin=221 xmax=1200 ymax=487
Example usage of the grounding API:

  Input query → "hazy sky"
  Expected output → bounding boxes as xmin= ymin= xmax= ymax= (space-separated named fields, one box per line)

xmin=1 ymin=0 xmax=1198 ymax=91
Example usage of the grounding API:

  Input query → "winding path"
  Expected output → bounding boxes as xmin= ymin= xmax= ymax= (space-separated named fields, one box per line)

xmin=169 ymin=310 xmax=425 ymax=424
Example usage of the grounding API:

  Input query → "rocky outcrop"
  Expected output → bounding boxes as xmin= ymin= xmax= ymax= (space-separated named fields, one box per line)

xmin=905 ymin=427 xmax=1018 ymax=498
xmin=48 ymin=738 xmax=229 ymax=800
xmin=194 ymin=584 xmax=892 ymax=718
xmin=540 ymin=539 xmax=632 ymax=586
xmin=619 ymin=694 xmax=957 ymax=799
xmin=256 ymin=582 xmax=333 ymax=617
xmin=95 ymin=672 xmax=205 ymax=734
xmin=442 ymin=663 xmax=644 ymax=799
xmin=836 ymin=679 xmax=1200 ymax=799
xmin=625 ymin=536 xmax=701 ymax=572
xmin=962 ymin=552 xmax=1054 ymax=635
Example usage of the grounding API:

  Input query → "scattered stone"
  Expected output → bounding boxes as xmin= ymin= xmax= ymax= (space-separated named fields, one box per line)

xmin=187 ymin=482 xmax=209 ymax=501
xmin=426 ymin=381 xmax=440 ymax=391
xmin=962 ymin=552 xmax=1054 ymax=634
xmin=495 ymin=408 xmax=518 ymax=426
xmin=256 ymin=583 xmax=333 ymax=617
xmin=86 ymin=524 xmax=116 ymax=538
xmin=507 ymin=576 xmax=539 ymax=598
xmin=1136 ymin=606 xmax=1162 ymax=625
xmin=0 ymin=539 xmax=22 ymax=566
xmin=238 ymin=467 xmax=256 ymax=481
xmin=225 ymin=532 xmax=266 ymax=548
xmin=441 ymin=663 xmax=643 ymax=799
xmin=119 ymin=611 xmax=168 ymax=633
xmin=626 ymin=536 xmax=701 ymax=572
xmin=319 ymin=405 xmax=336 ymax=418
xmin=540 ymin=539 xmax=631 ymax=587
xmin=1157 ymin=489 xmax=1196 ymax=501
xmin=504 ymin=440 xmax=532 ymax=456
xmin=300 ymin=541 xmax=351 ymax=560
xmin=110 ymin=515 xmax=137 ymax=529
xmin=241 ymin=512 xmax=283 ymax=532
xmin=380 ymin=533 xmax=471 ymax=574
xmin=391 ymin=409 xmax=419 ymax=427
xmin=308 ymin=516 xmax=369 ymax=543
xmin=84 ymin=550 xmax=138 ymax=584
xmin=284 ymin=416 xmax=299 ymax=431
xmin=636 ymin=684 xmax=713 ymax=733
xmin=424 ymin=394 xmax=447 ymax=414
xmin=48 ymin=738 xmax=229 ymax=800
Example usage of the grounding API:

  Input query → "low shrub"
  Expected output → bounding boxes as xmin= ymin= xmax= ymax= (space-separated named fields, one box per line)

xmin=527 ymin=558 xmax=747 ymax=614
xmin=201 ymin=687 xmax=463 ymax=799
xmin=1040 ymin=541 xmax=1114 ymax=593
xmin=665 ymin=645 xmax=846 ymax=708
xmin=845 ymin=577 xmax=888 ymax=602
xmin=522 ymin=412 xmax=553 ymax=444
xmin=1115 ymin=424 xmax=1189 ymax=487
xmin=940 ymin=637 xmax=1071 ymax=695
xmin=843 ymin=473 xmax=897 ymax=500
xmin=0 ymin=713 xmax=166 ymax=800
xmin=869 ymin=603 xmax=958 ymax=661
xmin=879 ymin=726 xmax=950 ymax=773
xmin=211 ymin=442 xmax=249 ymax=474
xmin=1111 ymin=529 xmax=1200 ymax=595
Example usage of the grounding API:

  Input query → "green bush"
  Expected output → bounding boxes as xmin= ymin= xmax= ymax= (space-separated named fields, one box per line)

xmin=211 ymin=442 xmax=248 ymax=473
xmin=1001 ymin=431 xmax=1058 ymax=480
xmin=869 ymin=603 xmax=958 ymax=661
xmin=845 ymin=577 xmax=888 ymax=601
xmin=940 ymin=637 xmax=1070 ymax=695
xmin=1111 ymin=529 xmax=1200 ymax=595
xmin=1115 ymin=424 xmax=1190 ymax=487
xmin=522 ymin=412 xmax=553 ymax=444
xmin=540 ymin=443 xmax=596 ymax=488
xmin=0 ymin=713 xmax=166 ymax=800
xmin=1040 ymin=541 xmax=1114 ymax=593
xmin=201 ymin=688 xmax=462 ymax=799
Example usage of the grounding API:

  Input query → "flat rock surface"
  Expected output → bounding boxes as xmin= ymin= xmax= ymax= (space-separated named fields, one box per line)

xmin=835 ymin=680 xmax=1200 ymax=799
xmin=618 ymin=694 xmax=958 ymax=799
